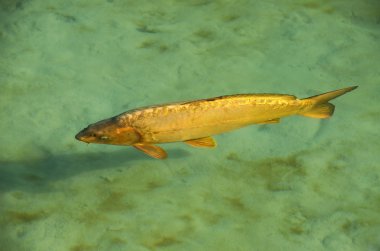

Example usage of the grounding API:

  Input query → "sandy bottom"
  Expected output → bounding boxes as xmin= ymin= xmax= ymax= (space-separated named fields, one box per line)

xmin=0 ymin=0 xmax=379 ymax=250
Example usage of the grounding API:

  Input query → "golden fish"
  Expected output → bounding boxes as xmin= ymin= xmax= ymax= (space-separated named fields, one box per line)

xmin=75 ymin=86 xmax=357 ymax=159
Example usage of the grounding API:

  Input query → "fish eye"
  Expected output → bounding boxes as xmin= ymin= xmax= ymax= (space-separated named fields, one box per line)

xmin=91 ymin=133 xmax=97 ymax=137
xmin=100 ymin=136 xmax=109 ymax=140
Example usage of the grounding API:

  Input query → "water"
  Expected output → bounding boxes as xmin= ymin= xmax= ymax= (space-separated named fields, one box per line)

xmin=1 ymin=1 xmax=379 ymax=250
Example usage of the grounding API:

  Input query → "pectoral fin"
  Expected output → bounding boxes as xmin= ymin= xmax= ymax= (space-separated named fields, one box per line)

xmin=184 ymin=136 xmax=216 ymax=148
xmin=133 ymin=143 xmax=167 ymax=159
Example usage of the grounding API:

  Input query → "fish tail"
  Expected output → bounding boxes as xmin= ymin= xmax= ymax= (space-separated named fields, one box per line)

xmin=300 ymin=86 xmax=358 ymax=119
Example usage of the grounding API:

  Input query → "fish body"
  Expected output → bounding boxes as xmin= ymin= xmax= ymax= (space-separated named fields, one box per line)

xmin=123 ymin=94 xmax=304 ymax=143
xmin=75 ymin=86 xmax=357 ymax=159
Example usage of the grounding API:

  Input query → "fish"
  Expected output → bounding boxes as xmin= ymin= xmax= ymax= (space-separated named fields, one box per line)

xmin=75 ymin=86 xmax=357 ymax=159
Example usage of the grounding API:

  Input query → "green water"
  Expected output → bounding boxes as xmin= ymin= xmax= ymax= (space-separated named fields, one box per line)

xmin=1 ymin=1 xmax=379 ymax=250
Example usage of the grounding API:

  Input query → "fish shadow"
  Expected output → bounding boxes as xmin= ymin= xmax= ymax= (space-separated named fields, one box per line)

xmin=0 ymin=146 xmax=189 ymax=193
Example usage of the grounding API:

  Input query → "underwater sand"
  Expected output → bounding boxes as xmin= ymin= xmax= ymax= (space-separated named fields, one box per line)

xmin=1 ymin=0 xmax=380 ymax=250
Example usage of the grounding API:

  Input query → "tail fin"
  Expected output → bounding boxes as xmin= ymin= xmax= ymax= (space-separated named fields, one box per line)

xmin=300 ymin=86 xmax=358 ymax=119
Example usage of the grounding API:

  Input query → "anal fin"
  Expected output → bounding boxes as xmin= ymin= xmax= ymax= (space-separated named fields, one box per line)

xmin=133 ymin=143 xmax=167 ymax=159
xmin=184 ymin=136 xmax=216 ymax=148
xmin=256 ymin=118 xmax=280 ymax=124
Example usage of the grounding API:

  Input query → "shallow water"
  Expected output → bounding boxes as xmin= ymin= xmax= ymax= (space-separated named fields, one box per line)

xmin=1 ymin=1 xmax=379 ymax=250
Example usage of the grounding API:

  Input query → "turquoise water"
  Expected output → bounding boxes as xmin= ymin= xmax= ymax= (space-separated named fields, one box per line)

xmin=1 ymin=1 xmax=379 ymax=250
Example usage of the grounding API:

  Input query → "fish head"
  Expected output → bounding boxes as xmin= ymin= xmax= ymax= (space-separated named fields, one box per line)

xmin=75 ymin=117 xmax=140 ymax=146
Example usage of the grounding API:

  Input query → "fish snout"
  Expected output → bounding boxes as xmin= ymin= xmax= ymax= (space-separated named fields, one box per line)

xmin=75 ymin=132 xmax=82 ymax=141
xmin=75 ymin=129 xmax=91 ymax=143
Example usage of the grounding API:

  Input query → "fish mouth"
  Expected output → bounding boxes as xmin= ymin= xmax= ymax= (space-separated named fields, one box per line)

xmin=75 ymin=130 xmax=91 ymax=143
xmin=75 ymin=132 xmax=83 ymax=141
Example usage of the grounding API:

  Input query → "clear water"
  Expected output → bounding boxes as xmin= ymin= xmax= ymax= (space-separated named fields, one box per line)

xmin=1 ymin=1 xmax=379 ymax=250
